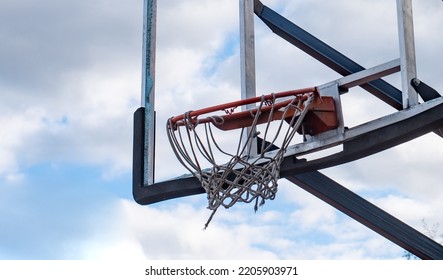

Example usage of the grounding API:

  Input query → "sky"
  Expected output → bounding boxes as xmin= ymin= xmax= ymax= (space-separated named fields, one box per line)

xmin=1 ymin=0 xmax=443 ymax=260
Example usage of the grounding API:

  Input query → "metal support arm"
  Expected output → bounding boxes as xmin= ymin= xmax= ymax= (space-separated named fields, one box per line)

xmin=253 ymin=0 xmax=403 ymax=110
xmin=288 ymin=171 xmax=443 ymax=260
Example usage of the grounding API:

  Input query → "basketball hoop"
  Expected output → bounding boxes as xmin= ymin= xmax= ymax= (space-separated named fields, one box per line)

xmin=167 ymin=87 xmax=318 ymax=228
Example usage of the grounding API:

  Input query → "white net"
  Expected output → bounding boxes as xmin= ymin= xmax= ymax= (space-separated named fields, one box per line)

xmin=167 ymin=90 xmax=316 ymax=228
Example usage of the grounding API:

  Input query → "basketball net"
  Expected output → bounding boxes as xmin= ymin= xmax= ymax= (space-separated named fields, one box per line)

xmin=167 ymin=89 xmax=317 ymax=228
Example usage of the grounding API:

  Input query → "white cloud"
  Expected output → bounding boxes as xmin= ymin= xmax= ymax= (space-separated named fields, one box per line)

xmin=0 ymin=0 xmax=142 ymax=181
xmin=157 ymin=0 xmax=237 ymax=50
xmin=69 ymin=195 xmax=406 ymax=260
xmin=80 ymin=199 xmax=279 ymax=260
xmin=0 ymin=66 xmax=139 ymax=181
xmin=0 ymin=108 xmax=45 ymax=182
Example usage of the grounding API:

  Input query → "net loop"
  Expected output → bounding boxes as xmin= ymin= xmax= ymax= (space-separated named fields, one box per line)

xmin=208 ymin=115 xmax=224 ymax=126
xmin=182 ymin=111 xmax=196 ymax=130
xmin=167 ymin=88 xmax=317 ymax=228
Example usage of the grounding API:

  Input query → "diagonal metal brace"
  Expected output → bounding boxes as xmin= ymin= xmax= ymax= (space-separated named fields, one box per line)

xmin=287 ymin=171 xmax=443 ymax=260
xmin=254 ymin=0 xmax=403 ymax=110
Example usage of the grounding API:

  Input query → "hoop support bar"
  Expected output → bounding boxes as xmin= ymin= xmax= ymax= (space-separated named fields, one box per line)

xmin=337 ymin=59 xmax=400 ymax=91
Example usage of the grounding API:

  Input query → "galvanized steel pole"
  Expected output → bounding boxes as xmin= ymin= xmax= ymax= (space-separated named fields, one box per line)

xmin=240 ymin=0 xmax=257 ymax=156
xmin=397 ymin=0 xmax=418 ymax=108
xmin=142 ymin=0 xmax=157 ymax=185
